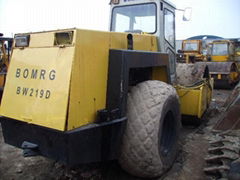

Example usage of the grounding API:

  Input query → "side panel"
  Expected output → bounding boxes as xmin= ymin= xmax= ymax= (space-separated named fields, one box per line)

xmin=177 ymin=89 xmax=200 ymax=117
xmin=67 ymin=30 xmax=159 ymax=130
xmin=211 ymin=55 xmax=228 ymax=62
xmin=176 ymin=81 xmax=212 ymax=118
xmin=67 ymin=30 xmax=111 ymax=130
xmin=109 ymin=32 xmax=158 ymax=51
xmin=132 ymin=34 xmax=158 ymax=52
xmin=0 ymin=47 xmax=74 ymax=131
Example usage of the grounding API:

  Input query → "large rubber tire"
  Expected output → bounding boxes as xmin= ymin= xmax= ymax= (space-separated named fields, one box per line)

xmin=119 ymin=80 xmax=181 ymax=178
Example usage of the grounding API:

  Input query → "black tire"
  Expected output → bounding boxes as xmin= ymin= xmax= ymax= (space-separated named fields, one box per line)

xmin=119 ymin=80 xmax=181 ymax=178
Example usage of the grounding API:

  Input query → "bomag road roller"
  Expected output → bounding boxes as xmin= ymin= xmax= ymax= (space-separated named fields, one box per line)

xmin=0 ymin=34 xmax=13 ymax=98
xmin=207 ymin=39 xmax=240 ymax=89
xmin=0 ymin=0 xmax=212 ymax=178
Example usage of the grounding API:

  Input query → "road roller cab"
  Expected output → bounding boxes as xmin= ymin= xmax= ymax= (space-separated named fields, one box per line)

xmin=210 ymin=40 xmax=237 ymax=62
xmin=0 ymin=0 xmax=212 ymax=178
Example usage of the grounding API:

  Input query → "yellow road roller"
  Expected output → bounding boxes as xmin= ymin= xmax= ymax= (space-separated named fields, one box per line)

xmin=0 ymin=0 xmax=212 ymax=178
xmin=207 ymin=39 xmax=240 ymax=88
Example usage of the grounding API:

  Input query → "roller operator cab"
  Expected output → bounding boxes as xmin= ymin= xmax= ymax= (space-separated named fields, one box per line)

xmin=110 ymin=0 xmax=177 ymax=81
xmin=0 ymin=0 xmax=212 ymax=178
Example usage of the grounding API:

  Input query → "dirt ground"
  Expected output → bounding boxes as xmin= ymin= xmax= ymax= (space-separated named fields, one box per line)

xmin=0 ymin=90 xmax=232 ymax=180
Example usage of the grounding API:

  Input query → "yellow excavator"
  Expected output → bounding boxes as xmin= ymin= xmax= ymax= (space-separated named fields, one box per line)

xmin=0 ymin=33 xmax=13 ymax=98
xmin=206 ymin=39 xmax=240 ymax=88
xmin=0 ymin=0 xmax=212 ymax=178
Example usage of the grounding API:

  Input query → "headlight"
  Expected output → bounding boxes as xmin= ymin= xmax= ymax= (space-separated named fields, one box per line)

xmin=15 ymin=35 xmax=30 ymax=47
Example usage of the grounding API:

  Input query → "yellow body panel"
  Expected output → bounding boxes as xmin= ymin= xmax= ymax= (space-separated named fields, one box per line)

xmin=152 ymin=67 xmax=169 ymax=82
xmin=176 ymin=80 xmax=212 ymax=118
xmin=30 ymin=32 xmax=55 ymax=47
xmin=1 ymin=47 xmax=74 ymax=130
xmin=177 ymin=88 xmax=200 ymax=116
xmin=67 ymin=30 xmax=158 ymax=130
xmin=1 ymin=29 xmax=159 ymax=131
xmin=67 ymin=30 xmax=111 ymax=130
xmin=1 ymin=28 xmax=211 ymax=130
xmin=211 ymin=55 xmax=228 ymax=62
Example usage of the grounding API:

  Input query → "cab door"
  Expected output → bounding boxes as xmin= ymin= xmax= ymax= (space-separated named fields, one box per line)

xmin=163 ymin=4 xmax=176 ymax=80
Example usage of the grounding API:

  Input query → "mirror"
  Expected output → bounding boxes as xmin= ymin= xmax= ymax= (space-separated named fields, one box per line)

xmin=183 ymin=7 xmax=192 ymax=21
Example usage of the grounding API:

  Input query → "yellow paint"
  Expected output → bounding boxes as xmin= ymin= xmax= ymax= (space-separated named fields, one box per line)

xmin=67 ymin=30 xmax=111 ymax=130
xmin=217 ymin=74 xmax=222 ymax=80
xmin=176 ymin=80 xmax=212 ymax=118
xmin=177 ymin=88 xmax=200 ymax=116
xmin=211 ymin=55 xmax=228 ymax=62
xmin=152 ymin=67 xmax=168 ymax=83
xmin=1 ymin=29 xmax=159 ymax=131
xmin=1 ymin=28 xmax=211 ymax=130
xmin=66 ymin=30 xmax=158 ymax=130
xmin=0 ymin=46 xmax=74 ymax=131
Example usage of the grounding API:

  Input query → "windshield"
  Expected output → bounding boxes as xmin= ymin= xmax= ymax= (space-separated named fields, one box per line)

xmin=212 ymin=43 xmax=228 ymax=55
xmin=111 ymin=3 xmax=156 ymax=33
xmin=183 ymin=42 xmax=198 ymax=51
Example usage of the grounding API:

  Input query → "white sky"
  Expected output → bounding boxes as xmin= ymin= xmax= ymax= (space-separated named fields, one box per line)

xmin=0 ymin=0 xmax=240 ymax=40
xmin=172 ymin=0 xmax=240 ymax=39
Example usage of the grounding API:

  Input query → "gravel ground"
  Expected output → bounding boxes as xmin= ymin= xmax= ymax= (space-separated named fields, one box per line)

xmin=0 ymin=89 xmax=232 ymax=180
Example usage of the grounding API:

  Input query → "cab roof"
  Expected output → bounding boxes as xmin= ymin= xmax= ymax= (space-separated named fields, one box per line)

xmin=110 ymin=0 xmax=176 ymax=9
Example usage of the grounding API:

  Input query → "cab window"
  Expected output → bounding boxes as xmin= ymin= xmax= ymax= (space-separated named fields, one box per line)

xmin=111 ymin=3 xmax=156 ymax=33
xmin=164 ymin=9 xmax=175 ymax=47
xmin=183 ymin=42 xmax=198 ymax=51
xmin=212 ymin=43 xmax=228 ymax=55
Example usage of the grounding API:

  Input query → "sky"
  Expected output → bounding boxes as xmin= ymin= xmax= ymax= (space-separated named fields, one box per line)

xmin=172 ymin=0 xmax=240 ymax=39
xmin=0 ymin=0 xmax=240 ymax=40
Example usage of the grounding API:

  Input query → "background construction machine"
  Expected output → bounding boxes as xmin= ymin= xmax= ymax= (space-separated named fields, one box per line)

xmin=0 ymin=33 xmax=13 ymax=98
xmin=0 ymin=0 xmax=212 ymax=178
xmin=177 ymin=39 xmax=207 ymax=63
xmin=206 ymin=39 xmax=240 ymax=89
xmin=176 ymin=35 xmax=223 ymax=63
